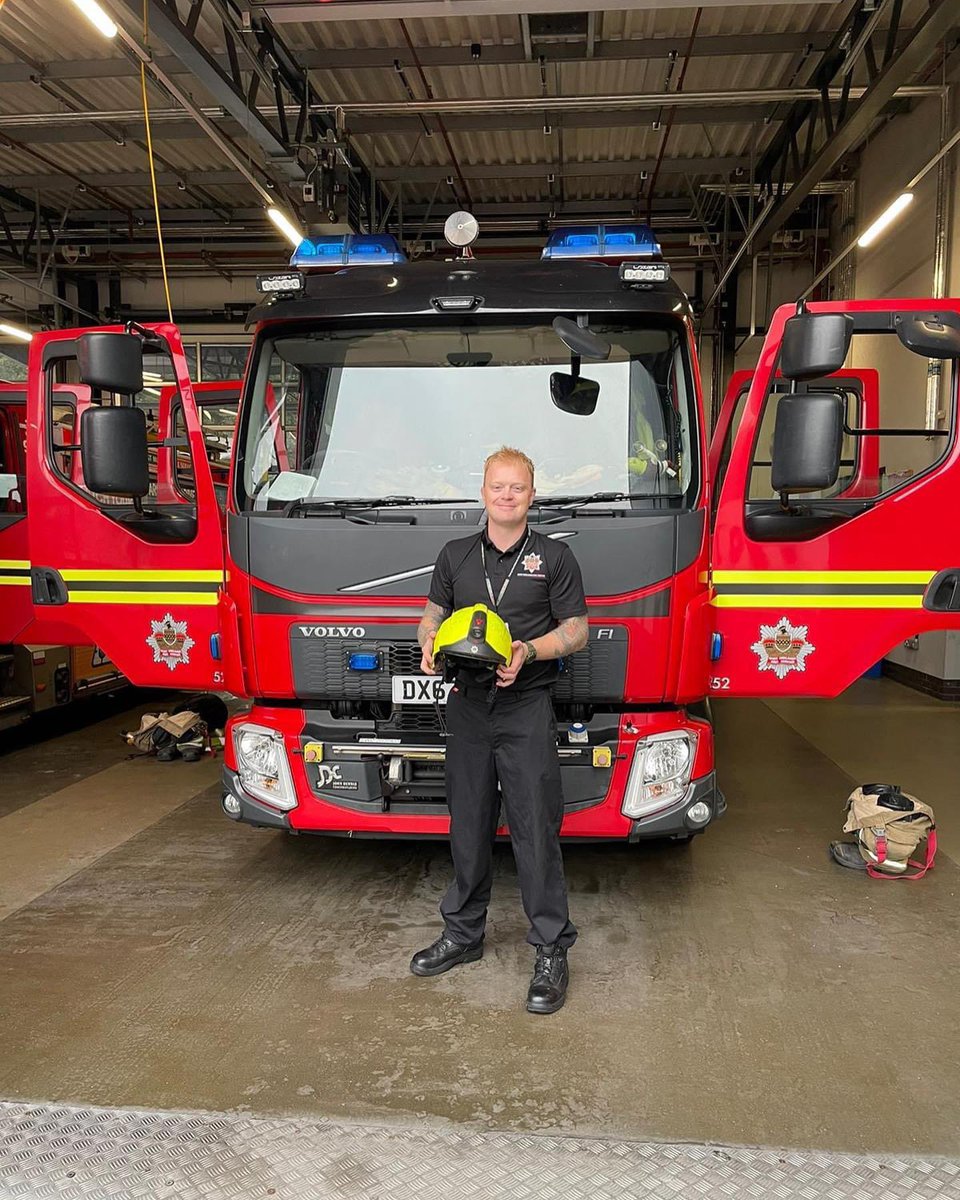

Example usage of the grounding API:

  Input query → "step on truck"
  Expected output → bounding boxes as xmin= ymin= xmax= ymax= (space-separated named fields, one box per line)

xmin=18 ymin=219 xmax=960 ymax=839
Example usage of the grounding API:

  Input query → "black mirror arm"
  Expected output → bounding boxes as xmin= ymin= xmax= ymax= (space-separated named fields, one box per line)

xmin=125 ymin=320 xmax=166 ymax=349
xmin=843 ymin=421 xmax=949 ymax=437
xmin=571 ymin=354 xmax=581 ymax=380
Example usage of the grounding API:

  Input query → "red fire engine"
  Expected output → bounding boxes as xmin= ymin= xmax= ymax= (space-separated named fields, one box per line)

xmin=18 ymin=222 xmax=960 ymax=840
xmin=0 ymin=382 xmax=124 ymax=728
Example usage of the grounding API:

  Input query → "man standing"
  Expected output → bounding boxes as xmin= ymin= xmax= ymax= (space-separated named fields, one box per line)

xmin=411 ymin=447 xmax=588 ymax=1014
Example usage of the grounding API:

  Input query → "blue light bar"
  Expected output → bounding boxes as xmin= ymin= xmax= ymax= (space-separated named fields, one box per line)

xmin=348 ymin=652 xmax=381 ymax=672
xmin=291 ymin=233 xmax=407 ymax=269
xmin=541 ymin=224 xmax=662 ymax=260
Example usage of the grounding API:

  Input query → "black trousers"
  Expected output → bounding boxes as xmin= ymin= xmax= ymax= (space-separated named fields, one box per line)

xmin=440 ymin=685 xmax=578 ymax=950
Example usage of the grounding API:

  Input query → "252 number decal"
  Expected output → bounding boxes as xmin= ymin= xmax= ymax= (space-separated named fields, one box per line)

xmin=709 ymin=676 xmax=731 ymax=691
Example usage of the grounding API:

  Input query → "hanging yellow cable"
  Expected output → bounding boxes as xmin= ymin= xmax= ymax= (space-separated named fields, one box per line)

xmin=140 ymin=1 xmax=173 ymax=322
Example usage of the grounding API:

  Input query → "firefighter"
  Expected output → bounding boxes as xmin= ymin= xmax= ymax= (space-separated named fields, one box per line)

xmin=411 ymin=446 xmax=589 ymax=1014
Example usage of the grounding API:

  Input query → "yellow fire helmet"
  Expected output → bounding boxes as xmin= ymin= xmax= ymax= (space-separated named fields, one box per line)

xmin=432 ymin=604 xmax=513 ymax=681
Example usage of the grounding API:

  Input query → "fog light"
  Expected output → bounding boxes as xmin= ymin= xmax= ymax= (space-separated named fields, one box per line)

xmin=222 ymin=792 xmax=242 ymax=818
xmin=687 ymin=800 xmax=711 ymax=825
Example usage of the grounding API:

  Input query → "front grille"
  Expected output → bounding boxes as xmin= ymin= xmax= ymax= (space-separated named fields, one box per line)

xmin=554 ymin=642 xmax=626 ymax=703
xmin=291 ymin=637 xmax=420 ymax=700
xmin=290 ymin=633 xmax=626 ymax=703
xmin=381 ymin=708 xmax=445 ymax=734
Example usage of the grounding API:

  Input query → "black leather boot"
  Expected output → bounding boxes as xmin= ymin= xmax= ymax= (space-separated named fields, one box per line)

xmin=410 ymin=932 xmax=483 ymax=977
xmin=526 ymin=943 xmax=569 ymax=1014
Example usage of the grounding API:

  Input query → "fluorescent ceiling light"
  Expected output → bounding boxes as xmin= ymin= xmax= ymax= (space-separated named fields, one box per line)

xmin=0 ymin=323 xmax=33 ymax=342
xmin=267 ymin=207 xmax=305 ymax=248
xmin=69 ymin=0 xmax=118 ymax=38
xmin=857 ymin=192 xmax=914 ymax=248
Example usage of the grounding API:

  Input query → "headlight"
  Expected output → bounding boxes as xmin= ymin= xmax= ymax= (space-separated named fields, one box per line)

xmin=621 ymin=732 xmax=696 ymax=819
xmin=233 ymin=723 xmax=297 ymax=810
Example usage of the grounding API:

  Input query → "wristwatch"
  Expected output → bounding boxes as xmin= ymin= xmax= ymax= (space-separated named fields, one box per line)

xmin=523 ymin=640 xmax=537 ymax=665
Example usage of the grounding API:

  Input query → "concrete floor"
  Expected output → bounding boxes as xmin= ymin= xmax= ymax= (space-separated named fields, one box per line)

xmin=0 ymin=679 xmax=958 ymax=1157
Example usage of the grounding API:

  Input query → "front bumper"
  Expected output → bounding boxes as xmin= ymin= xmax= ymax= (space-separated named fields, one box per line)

xmin=627 ymin=771 xmax=725 ymax=841
xmin=221 ymin=766 xmax=292 ymax=831
xmin=221 ymin=763 xmax=725 ymax=842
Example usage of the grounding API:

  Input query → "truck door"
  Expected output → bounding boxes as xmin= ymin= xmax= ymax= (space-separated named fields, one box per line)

xmin=710 ymin=368 xmax=880 ymax=515
xmin=160 ymin=380 xmax=243 ymax=519
xmin=711 ymin=299 xmax=960 ymax=698
xmin=25 ymin=325 xmax=230 ymax=690
xmin=0 ymin=386 xmax=30 ymax=642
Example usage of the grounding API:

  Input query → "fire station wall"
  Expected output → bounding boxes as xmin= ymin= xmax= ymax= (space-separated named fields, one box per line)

xmin=852 ymin=86 xmax=960 ymax=688
xmin=733 ymin=260 xmax=813 ymax=376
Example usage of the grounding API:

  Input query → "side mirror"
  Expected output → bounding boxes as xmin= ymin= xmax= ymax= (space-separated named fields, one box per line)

xmin=552 ymin=316 xmax=611 ymax=360
xmin=895 ymin=312 xmax=960 ymax=358
xmin=77 ymin=332 xmax=144 ymax=395
xmin=779 ymin=312 xmax=853 ymax=381
xmin=80 ymin=406 xmax=149 ymax=497
xmin=550 ymin=372 xmax=599 ymax=416
xmin=770 ymin=392 xmax=844 ymax=493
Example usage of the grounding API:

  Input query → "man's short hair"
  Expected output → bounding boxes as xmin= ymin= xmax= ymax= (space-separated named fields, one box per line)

xmin=483 ymin=446 xmax=535 ymax=486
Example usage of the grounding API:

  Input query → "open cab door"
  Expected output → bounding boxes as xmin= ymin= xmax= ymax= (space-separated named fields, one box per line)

xmin=25 ymin=324 xmax=236 ymax=690
xmin=0 ymin=384 xmax=31 ymax=643
xmin=158 ymin=379 xmax=244 ymax=521
xmin=711 ymin=299 xmax=960 ymax=697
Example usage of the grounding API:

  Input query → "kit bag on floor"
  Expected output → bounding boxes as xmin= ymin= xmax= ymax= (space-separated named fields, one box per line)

xmin=843 ymin=784 xmax=937 ymax=879
xmin=125 ymin=710 xmax=201 ymax=753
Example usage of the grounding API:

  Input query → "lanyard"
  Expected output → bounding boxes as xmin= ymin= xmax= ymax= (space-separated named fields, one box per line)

xmin=480 ymin=532 xmax=529 ymax=612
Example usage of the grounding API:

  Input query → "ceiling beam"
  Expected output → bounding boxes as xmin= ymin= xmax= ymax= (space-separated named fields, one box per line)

xmin=375 ymin=157 xmax=750 ymax=182
xmin=0 ymin=107 xmax=770 ymax=144
xmin=708 ymin=0 xmax=957 ymax=300
xmin=254 ymin=0 xmax=839 ymax=21
xmin=0 ymin=197 xmax=695 ymax=229
xmin=750 ymin=0 xmax=956 ymax=250
xmin=3 ymin=171 xmax=250 ymax=191
xmin=0 ymin=31 xmax=848 ymax=84
xmin=111 ymin=0 xmax=304 ymax=182
xmin=3 ymin=157 xmax=749 ymax=193
xmin=0 ymin=88 xmax=916 ymax=142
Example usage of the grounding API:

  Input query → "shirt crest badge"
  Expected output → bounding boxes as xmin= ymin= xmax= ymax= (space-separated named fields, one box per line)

xmin=522 ymin=552 xmax=543 ymax=574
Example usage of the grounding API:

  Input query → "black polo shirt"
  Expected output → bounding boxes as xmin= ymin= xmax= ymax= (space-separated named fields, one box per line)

xmin=428 ymin=525 xmax=587 ymax=691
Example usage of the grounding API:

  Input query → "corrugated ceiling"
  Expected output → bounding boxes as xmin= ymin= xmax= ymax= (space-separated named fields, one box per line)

xmin=0 ymin=0 xmax=941 ymax=229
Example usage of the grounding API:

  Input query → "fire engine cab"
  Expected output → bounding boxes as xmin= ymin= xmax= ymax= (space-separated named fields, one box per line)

xmin=0 ymin=381 xmax=125 ymax=728
xmin=19 ymin=219 xmax=960 ymax=841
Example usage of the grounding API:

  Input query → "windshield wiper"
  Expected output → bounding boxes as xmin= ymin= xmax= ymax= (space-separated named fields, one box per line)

xmin=282 ymin=495 xmax=478 ymax=516
xmin=531 ymin=491 xmax=648 ymax=508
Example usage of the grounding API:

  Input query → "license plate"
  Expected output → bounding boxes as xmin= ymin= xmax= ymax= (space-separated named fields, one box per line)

xmin=391 ymin=675 xmax=452 ymax=705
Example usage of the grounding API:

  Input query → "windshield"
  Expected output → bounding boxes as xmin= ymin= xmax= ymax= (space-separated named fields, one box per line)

xmin=236 ymin=318 xmax=699 ymax=511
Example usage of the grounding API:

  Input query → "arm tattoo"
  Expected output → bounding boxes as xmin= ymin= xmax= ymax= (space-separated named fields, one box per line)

xmin=553 ymin=615 xmax=589 ymax=656
xmin=418 ymin=600 xmax=451 ymax=647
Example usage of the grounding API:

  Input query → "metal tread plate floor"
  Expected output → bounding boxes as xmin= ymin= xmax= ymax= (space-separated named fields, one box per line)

xmin=2 ymin=1100 xmax=959 ymax=1200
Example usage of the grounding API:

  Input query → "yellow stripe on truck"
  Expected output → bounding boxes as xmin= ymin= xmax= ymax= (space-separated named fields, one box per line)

xmin=68 ymin=590 xmax=220 ymax=606
xmin=59 ymin=569 xmax=223 ymax=582
xmin=712 ymin=570 xmax=935 ymax=585
xmin=711 ymin=594 xmax=925 ymax=609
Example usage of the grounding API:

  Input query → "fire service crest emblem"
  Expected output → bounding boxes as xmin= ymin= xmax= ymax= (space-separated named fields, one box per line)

xmin=751 ymin=617 xmax=815 ymax=680
xmin=146 ymin=613 xmax=196 ymax=672
xmin=522 ymin=552 xmax=543 ymax=574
